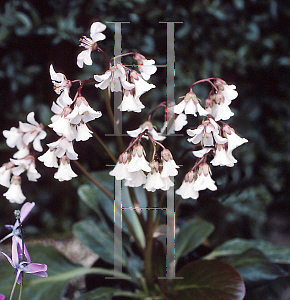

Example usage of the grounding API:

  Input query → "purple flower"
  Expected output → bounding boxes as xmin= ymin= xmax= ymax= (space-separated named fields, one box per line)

xmin=0 ymin=238 xmax=47 ymax=285
xmin=0 ymin=294 xmax=5 ymax=300
xmin=1 ymin=202 xmax=35 ymax=261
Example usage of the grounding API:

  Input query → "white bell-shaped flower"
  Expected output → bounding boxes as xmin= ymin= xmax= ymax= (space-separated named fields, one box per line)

xmin=187 ymin=118 xmax=227 ymax=147
xmin=3 ymin=175 xmax=26 ymax=204
xmin=211 ymin=144 xmax=237 ymax=167
xmin=127 ymin=144 xmax=151 ymax=173
xmin=133 ymin=53 xmax=157 ymax=80
xmin=127 ymin=121 xmax=165 ymax=141
xmin=176 ymin=171 xmax=199 ymax=200
xmin=54 ymin=155 xmax=77 ymax=181
xmin=66 ymin=96 xmax=102 ymax=125
xmin=144 ymin=161 xmax=165 ymax=192
xmin=194 ymin=164 xmax=217 ymax=192
xmin=124 ymin=170 xmax=146 ymax=187
xmin=223 ymin=125 xmax=248 ymax=153
xmin=38 ymin=148 xmax=58 ymax=168
xmin=0 ymin=162 xmax=14 ymax=188
xmin=174 ymin=91 xmax=208 ymax=116
xmin=109 ymin=152 xmax=132 ymax=181
xmin=118 ymin=89 xmax=145 ymax=113
xmin=160 ymin=149 xmax=179 ymax=178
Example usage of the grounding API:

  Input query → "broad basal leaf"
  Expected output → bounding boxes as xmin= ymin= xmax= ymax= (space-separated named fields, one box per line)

xmin=167 ymin=259 xmax=245 ymax=300
xmin=222 ymin=248 xmax=288 ymax=285
xmin=73 ymin=219 xmax=127 ymax=267
xmin=206 ymin=238 xmax=290 ymax=264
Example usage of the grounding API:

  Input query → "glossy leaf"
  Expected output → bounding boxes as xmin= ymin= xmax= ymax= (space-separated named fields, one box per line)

xmin=167 ymin=259 xmax=245 ymax=300
xmin=73 ymin=219 xmax=127 ymax=267
xmin=222 ymin=248 xmax=288 ymax=285
xmin=206 ymin=238 xmax=290 ymax=264
xmin=175 ymin=218 xmax=215 ymax=260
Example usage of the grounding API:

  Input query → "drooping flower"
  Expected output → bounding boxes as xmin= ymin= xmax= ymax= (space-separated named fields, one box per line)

xmin=0 ymin=237 xmax=47 ymax=285
xmin=209 ymin=92 xmax=234 ymax=121
xmin=0 ymin=162 xmax=14 ymax=188
xmin=75 ymin=122 xmax=93 ymax=142
xmin=223 ymin=124 xmax=248 ymax=153
xmin=133 ymin=53 xmax=157 ymax=80
xmin=215 ymin=78 xmax=238 ymax=106
xmin=124 ymin=170 xmax=147 ymax=187
xmin=54 ymin=155 xmax=77 ymax=181
xmin=3 ymin=127 xmax=23 ymax=150
xmin=3 ymin=175 xmax=26 ymax=204
xmin=127 ymin=144 xmax=151 ymax=173
xmin=176 ymin=171 xmax=199 ymax=200
xmin=77 ymin=22 xmax=106 ymax=68
xmin=109 ymin=152 xmax=132 ymax=181
xmin=174 ymin=91 xmax=208 ymax=116
xmin=118 ymin=89 xmax=145 ymax=113
xmin=160 ymin=112 xmax=188 ymax=135
xmin=66 ymin=96 xmax=102 ymax=125
xmin=49 ymin=106 xmax=76 ymax=141
xmin=160 ymin=149 xmax=179 ymax=178
xmin=49 ymin=65 xmax=73 ymax=107
xmin=19 ymin=112 xmax=47 ymax=152
xmin=144 ymin=161 xmax=166 ymax=192
xmin=94 ymin=63 xmax=134 ymax=92
xmin=130 ymin=70 xmax=155 ymax=102
xmin=38 ymin=147 xmax=58 ymax=168
xmin=194 ymin=164 xmax=217 ymax=192
xmin=13 ymin=144 xmax=30 ymax=159
xmin=47 ymin=137 xmax=78 ymax=161
xmin=127 ymin=121 xmax=165 ymax=141
xmin=187 ymin=118 xmax=227 ymax=147
xmin=210 ymin=144 xmax=237 ymax=167
xmin=11 ymin=155 xmax=41 ymax=182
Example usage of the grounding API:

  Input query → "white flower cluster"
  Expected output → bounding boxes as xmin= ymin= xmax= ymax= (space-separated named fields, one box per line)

xmin=1 ymin=112 xmax=46 ymax=203
xmin=37 ymin=65 xmax=102 ymax=182
xmin=110 ymin=143 xmax=178 ymax=192
xmin=76 ymin=22 xmax=157 ymax=113
xmin=174 ymin=79 xmax=248 ymax=200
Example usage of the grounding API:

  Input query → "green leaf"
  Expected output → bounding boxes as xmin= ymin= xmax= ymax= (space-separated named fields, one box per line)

xmin=78 ymin=184 xmax=101 ymax=215
xmin=80 ymin=172 xmax=145 ymax=248
xmin=168 ymin=260 xmax=245 ymax=300
xmin=222 ymin=248 xmax=288 ymax=284
xmin=73 ymin=219 xmax=127 ymax=267
xmin=205 ymin=238 xmax=290 ymax=264
xmin=175 ymin=219 xmax=215 ymax=260
xmin=151 ymin=238 xmax=166 ymax=279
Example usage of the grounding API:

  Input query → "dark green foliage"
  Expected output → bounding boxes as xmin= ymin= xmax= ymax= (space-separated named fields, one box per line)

xmin=1 ymin=0 xmax=290 ymax=298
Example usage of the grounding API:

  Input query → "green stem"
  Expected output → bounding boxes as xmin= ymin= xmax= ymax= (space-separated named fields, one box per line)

xmin=18 ymin=278 xmax=23 ymax=300
xmin=128 ymin=186 xmax=146 ymax=232
xmin=87 ymin=124 xmax=117 ymax=163
xmin=104 ymin=87 xmax=125 ymax=153
xmin=152 ymin=191 xmax=166 ymax=234
xmin=73 ymin=160 xmax=143 ymax=253
xmin=144 ymin=191 xmax=155 ymax=292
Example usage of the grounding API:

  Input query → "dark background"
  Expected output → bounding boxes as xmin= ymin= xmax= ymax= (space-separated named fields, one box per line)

xmin=0 ymin=0 xmax=290 ymax=255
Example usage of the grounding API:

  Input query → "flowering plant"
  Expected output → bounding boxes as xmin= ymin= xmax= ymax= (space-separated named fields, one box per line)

xmin=0 ymin=20 xmax=286 ymax=300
